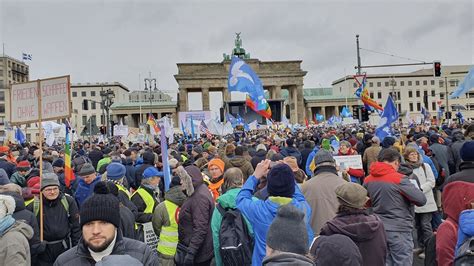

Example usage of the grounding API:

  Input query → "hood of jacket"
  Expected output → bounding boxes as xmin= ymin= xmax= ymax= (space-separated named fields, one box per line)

xmin=369 ymin=162 xmax=402 ymax=179
xmin=4 ymin=221 xmax=34 ymax=240
xmin=459 ymin=209 xmax=474 ymax=238
xmin=164 ymin=186 xmax=187 ymax=207
xmin=229 ymin=156 xmax=248 ymax=167
xmin=442 ymin=181 xmax=474 ymax=223
xmin=324 ymin=211 xmax=383 ymax=242
xmin=262 ymin=252 xmax=314 ymax=266
xmin=254 ymin=149 xmax=267 ymax=158
xmin=216 ymin=188 xmax=240 ymax=209
xmin=184 ymin=165 xmax=203 ymax=188
xmin=0 ymin=191 xmax=26 ymax=213
xmin=282 ymin=146 xmax=301 ymax=156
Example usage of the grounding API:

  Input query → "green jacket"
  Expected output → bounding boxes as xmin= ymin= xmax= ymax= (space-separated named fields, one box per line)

xmin=10 ymin=172 xmax=28 ymax=187
xmin=210 ymin=188 xmax=254 ymax=266
xmin=96 ymin=157 xmax=111 ymax=172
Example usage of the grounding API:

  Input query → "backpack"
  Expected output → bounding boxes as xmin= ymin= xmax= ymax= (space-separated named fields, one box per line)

xmin=455 ymin=237 xmax=474 ymax=266
xmin=72 ymin=155 xmax=92 ymax=173
xmin=217 ymin=204 xmax=253 ymax=266
xmin=33 ymin=195 xmax=70 ymax=217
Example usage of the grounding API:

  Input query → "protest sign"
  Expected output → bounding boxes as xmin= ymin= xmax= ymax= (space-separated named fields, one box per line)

xmin=333 ymin=155 xmax=363 ymax=169
xmin=113 ymin=124 xmax=129 ymax=136
xmin=142 ymin=222 xmax=159 ymax=251
xmin=10 ymin=76 xmax=71 ymax=124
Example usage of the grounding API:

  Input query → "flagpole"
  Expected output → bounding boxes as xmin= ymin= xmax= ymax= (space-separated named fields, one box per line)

xmin=37 ymin=79 xmax=44 ymax=241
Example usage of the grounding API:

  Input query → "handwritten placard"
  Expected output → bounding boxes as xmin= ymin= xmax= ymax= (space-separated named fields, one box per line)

xmin=333 ymin=155 xmax=363 ymax=169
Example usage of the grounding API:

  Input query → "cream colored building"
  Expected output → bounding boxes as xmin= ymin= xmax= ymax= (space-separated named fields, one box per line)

xmin=331 ymin=64 xmax=474 ymax=122
xmin=0 ymin=55 xmax=30 ymax=140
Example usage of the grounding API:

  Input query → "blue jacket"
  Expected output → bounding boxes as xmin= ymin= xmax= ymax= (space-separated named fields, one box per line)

xmin=74 ymin=175 xmax=101 ymax=208
xmin=305 ymin=147 xmax=319 ymax=176
xmin=455 ymin=209 xmax=474 ymax=256
xmin=236 ymin=175 xmax=314 ymax=266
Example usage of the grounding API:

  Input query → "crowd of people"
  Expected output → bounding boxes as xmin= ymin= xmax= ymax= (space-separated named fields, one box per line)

xmin=0 ymin=121 xmax=473 ymax=266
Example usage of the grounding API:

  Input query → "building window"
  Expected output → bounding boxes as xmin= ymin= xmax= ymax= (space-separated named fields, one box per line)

xmin=431 ymin=80 xmax=435 ymax=85
xmin=91 ymin=91 xmax=96 ymax=97
xmin=377 ymin=92 xmax=382 ymax=99
xmin=409 ymin=103 xmax=414 ymax=112
xmin=439 ymin=80 xmax=444 ymax=88
xmin=91 ymin=115 xmax=97 ymax=125
xmin=409 ymin=91 xmax=413 ymax=98
xmin=408 ymin=81 xmax=413 ymax=86
xmin=432 ymin=102 xmax=436 ymax=111
xmin=400 ymin=81 xmax=404 ymax=86
xmin=417 ymin=102 xmax=421 ymax=111
xmin=467 ymin=93 xmax=474 ymax=98
xmin=385 ymin=82 xmax=389 ymax=87
xmin=416 ymin=81 xmax=420 ymax=86
xmin=0 ymin=91 xmax=4 ymax=101
xmin=423 ymin=80 xmax=428 ymax=86
xmin=431 ymin=90 xmax=436 ymax=97
xmin=440 ymin=93 xmax=445 ymax=99
xmin=369 ymin=82 xmax=373 ymax=87
xmin=72 ymin=91 xmax=77 ymax=97
xmin=377 ymin=82 xmax=381 ymax=87
xmin=398 ymin=103 xmax=401 ymax=112
xmin=101 ymin=115 xmax=105 ymax=125
xmin=397 ymin=91 xmax=401 ymax=100
xmin=81 ymin=91 xmax=86 ymax=97
xmin=449 ymin=79 xmax=459 ymax=87
xmin=82 ymin=115 xmax=87 ymax=125
xmin=91 ymin=101 xmax=96 ymax=110
xmin=370 ymin=92 xmax=374 ymax=99
xmin=416 ymin=91 xmax=421 ymax=97
xmin=0 ymin=104 xmax=4 ymax=113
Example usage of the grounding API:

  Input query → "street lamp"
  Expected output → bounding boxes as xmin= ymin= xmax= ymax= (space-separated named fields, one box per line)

xmin=100 ymin=88 xmax=115 ymax=139
xmin=144 ymin=77 xmax=157 ymax=116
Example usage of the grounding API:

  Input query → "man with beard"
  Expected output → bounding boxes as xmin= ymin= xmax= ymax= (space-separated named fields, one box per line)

xmin=54 ymin=180 xmax=158 ymax=265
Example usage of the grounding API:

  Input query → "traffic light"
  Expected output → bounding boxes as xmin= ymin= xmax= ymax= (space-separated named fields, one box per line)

xmin=99 ymin=126 xmax=106 ymax=135
xmin=352 ymin=106 xmax=360 ymax=119
xmin=361 ymin=107 xmax=370 ymax=122
xmin=433 ymin=61 xmax=441 ymax=77
xmin=446 ymin=111 xmax=452 ymax=119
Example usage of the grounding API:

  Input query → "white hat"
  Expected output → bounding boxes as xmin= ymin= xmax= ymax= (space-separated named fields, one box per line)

xmin=256 ymin=144 xmax=267 ymax=152
xmin=0 ymin=195 xmax=16 ymax=219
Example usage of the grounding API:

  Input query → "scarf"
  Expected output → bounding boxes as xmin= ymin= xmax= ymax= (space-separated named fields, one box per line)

xmin=89 ymin=229 xmax=117 ymax=262
xmin=406 ymin=160 xmax=423 ymax=169
xmin=314 ymin=165 xmax=338 ymax=176
xmin=0 ymin=215 xmax=15 ymax=235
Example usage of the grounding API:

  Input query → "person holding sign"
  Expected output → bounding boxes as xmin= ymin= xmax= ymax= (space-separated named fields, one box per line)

xmin=337 ymin=141 xmax=365 ymax=184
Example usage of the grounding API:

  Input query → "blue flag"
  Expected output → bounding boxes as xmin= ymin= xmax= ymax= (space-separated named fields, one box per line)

xmin=15 ymin=127 xmax=26 ymax=144
xmin=226 ymin=113 xmax=237 ymax=128
xmin=341 ymin=106 xmax=352 ymax=118
xmin=375 ymin=96 xmax=399 ymax=141
xmin=189 ymin=116 xmax=196 ymax=140
xmin=159 ymin=124 xmax=171 ymax=192
xmin=181 ymin=120 xmax=188 ymax=140
xmin=449 ymin=67 xmax=474 ymax=99
xmin=22 ymin=53 xmax=32 ymax=61
xmin=421 ymin=107 xmax=429 ymax=121
xmin=456 ymin=112 xmax=465 ymax=124
xmin=228 ymin=56 xmax=267 ymax=111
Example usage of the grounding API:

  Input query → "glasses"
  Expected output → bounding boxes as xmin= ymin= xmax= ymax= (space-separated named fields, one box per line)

xmin=43 ymin=187 xmax=59 ymax=193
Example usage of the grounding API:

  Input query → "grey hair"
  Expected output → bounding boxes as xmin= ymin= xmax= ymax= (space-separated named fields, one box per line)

xmin=221 ymin=168 xmax=244 ymax=193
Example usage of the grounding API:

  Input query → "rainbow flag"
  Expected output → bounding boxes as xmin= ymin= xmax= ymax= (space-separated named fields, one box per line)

xmin=354 ymin=75 xmax=383 ymax=112
xmin=147 ymin=113 xmax=160 ymax=133
xmin=245 ymin=95 xmax=272 ymax=119
xmin=64 ymin=124 xmax=74 ymax=187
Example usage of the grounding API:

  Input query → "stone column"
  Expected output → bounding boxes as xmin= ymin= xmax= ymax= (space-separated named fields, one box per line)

xmin=296 ymin=85 xmax=305 ymax=124
xmin=223 ymin=88 xmax=231 ymax=102
xmin=202 ymin=87 xmax=210 ymax=111
xmin=321 ymin=106 xmax=326 ymax=120
xmin=289 ymin=86 xmax=298 ymax=124
xmin=178 ymin=88 xmax=188 ymax=112
xmin=274 ymin=85 xmax=282 ymax=99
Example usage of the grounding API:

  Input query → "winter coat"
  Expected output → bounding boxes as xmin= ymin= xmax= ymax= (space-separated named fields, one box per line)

xmin=236 ymin=175 xmax=314 ymax=266
xmin=320 ymin=210 xmax=387 ymax=266
xmin=0 ymin=158 xmax=16 ymax=177
xmin=33 ymin=193 xmax=81 ymax=265
xmin=436 ymin=181 xmax=474 ymax=266
xmin=251 ymin=150 xmax=267 ymax=169
xmin=178 ymin=176 xmax=215 ymax=263
xmin=120 ymin=204 xmax=137 ymax=240
xmin=0 ymin=220 xmax=33 ymax=266
xmin=124 ymin=158 xmax=137 ymax=190
xmin=226 ymin=156 xmax=254 ymax=180
xmin=362 ymin=144 xmax=382 ymax=173
xmin=430 ymin=142 xmax=452 ymax=177
xmin=53 ymin=230 xmax=158 ymax=266
xmin=449 ymin=139 xmax=465 ymax=173
xmin=455 ymin=209 xmax=474 ymax=256
xmin=10 ymin=171 xmax=29 ymax=187
xmin=135 ymin=152 xmax=155 ymax=189
xmin=446 ymin=161 xmax=474 ymax=185
xmin=411 ymin=163 xmax=437 ymax=213
xmin=301 ymin=165 xmax=347 ymax=235
xmin=364 ymin=162 xmax=427 ymax=232
xmin=74 ymin=175 xmax=101 ymax=208
xmin=2 ymin=191 xmax=42 ymax=263
xmin=96 ymin=157 xmax=111 ymax=173
xmin=280 ymin=146 xmax=302 ymax=165
xmin=87 ymin=149 xmax=103 ymax=170
xmin=211 ymin=188 xmax=253 ymax=266
xmin=131 ymin=185 xmax=160 ymax=224
xmin=262 ymin=252 xmax=315 ymax=265
xmin=300 ymin=147 xmax=313 ymax=170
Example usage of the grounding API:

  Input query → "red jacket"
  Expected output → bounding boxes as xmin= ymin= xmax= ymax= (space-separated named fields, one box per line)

xmin=338 ymin=149 xmax=364 ymax=178
xmin=436 ymin=181 xmax=474 ymax=266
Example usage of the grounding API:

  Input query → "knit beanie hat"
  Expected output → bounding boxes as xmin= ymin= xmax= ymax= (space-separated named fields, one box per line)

xmin=170 ymin=176 xmax=181 ymax=188
xmin=16 ymin=160 xmax=31 ymax=171
xmin=321 ymin=139 xmax=331 ymax=151
xmin=52 ymin=159 xmax=65 ymax=168
xmin=460 ymin=141 xmax=474 ymax=161
xmin=78 ymin=163 xmax=95 ymax=176
xmin=0 ymin=169 xmax=9 ymax=186
xmin=106 ymin=163 xmax=126 ymax=180
xmin=142 ymin=166 xmax=162 ymax=179
xmin=41 ymin=173 xmax=60 ymax=191
xmin=267 ymin=163 xmax=295 ymax=198
xmin=314 ymin=149 xmax=335 ymax=165
xmin=0 ymin=195 xmax=15 ymax=219
xmin=310 ymin=234 xmax=363 ymax=266
xmin=267 ymin=204 xmax=308 ymax=254
xmin=208 ymin=158 xmax=225 ymax=173
xmin=80 ymin=182 xmax=121 ymax=228
xmin=335 ymin=182 xmax=369 ymax=209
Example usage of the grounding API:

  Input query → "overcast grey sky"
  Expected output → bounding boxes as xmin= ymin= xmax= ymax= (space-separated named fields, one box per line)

xmin=1 ymin=0 xmax=473 ymax=113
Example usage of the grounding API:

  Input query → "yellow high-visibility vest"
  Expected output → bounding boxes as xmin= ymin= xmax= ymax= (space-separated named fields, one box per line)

xmin=157 ymin=200 xmax=179 ymax=256
xmin=132 ymin=187 xmax=155 ymax=214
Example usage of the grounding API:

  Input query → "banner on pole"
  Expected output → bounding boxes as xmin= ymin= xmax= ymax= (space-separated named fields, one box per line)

xmin=10 ymin=76 xmax=71 ymax=124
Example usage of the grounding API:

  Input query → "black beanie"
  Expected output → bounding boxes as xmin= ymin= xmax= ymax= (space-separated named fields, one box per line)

xmin=267 ymin=163 xmax=295 ymax=198
xmin=80 ymin=182 xmax=121 ymax=228
xmin=266 ymin=204 xmax=308 ymax=254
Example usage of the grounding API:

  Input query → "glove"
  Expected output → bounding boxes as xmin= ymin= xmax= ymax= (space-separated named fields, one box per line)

xmin=183 ymin=252 xmax=195 ymax=266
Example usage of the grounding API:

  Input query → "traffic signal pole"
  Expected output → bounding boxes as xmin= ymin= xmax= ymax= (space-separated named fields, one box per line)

xmin=356 ymin=35 xmax=362 ymax=121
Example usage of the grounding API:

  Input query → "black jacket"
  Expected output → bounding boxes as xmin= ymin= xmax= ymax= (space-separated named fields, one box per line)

xmin=300 ymin=147 xmax=313 ymax=170
xmin=120 ymin=205 xmax=137 ymax=240
xmin=251 ymin=150 xmax=267 ymax=169
xmin=0 ymin=158 xmax=16 ymax=177
xmin=445 ymin=161 xmax=474 ymax=185
xmin=53 ymin=230 xmax=158 ymax=266
xmin=87 ymin=149 xmax=103 ymax=170
xmin=123 ymin=158 xmax=137 ymax=190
